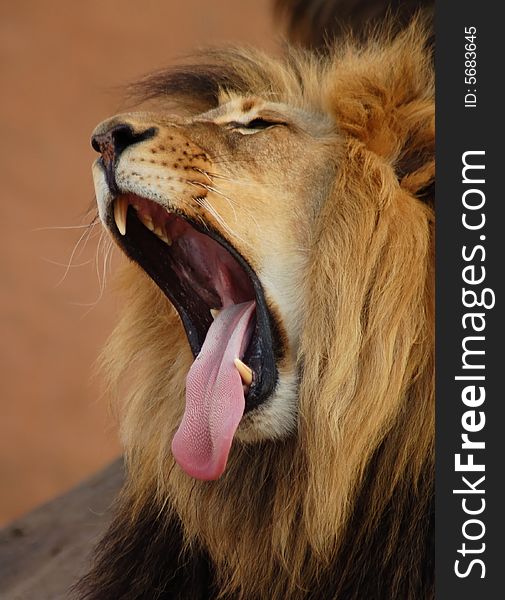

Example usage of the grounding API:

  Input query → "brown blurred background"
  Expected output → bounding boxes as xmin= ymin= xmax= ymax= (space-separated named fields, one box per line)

xmin=0 ymin=0 xmax=276 ymax=526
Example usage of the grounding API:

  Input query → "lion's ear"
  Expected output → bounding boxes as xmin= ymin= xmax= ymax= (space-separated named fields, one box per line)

xmin=328 ymin=22 xmax=434 ymax=203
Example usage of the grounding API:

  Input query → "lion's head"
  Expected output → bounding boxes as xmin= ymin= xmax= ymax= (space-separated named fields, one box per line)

xmin=92 ymin=73 xmax=336 ymax=474
xmin=85 ymin=21 xmax=434 ymax=600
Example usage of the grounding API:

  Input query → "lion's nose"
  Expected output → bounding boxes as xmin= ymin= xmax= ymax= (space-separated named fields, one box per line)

xmin=91 ymin=123 xmax=156 ymax=168
xmin=91 ymin=123 xmax=157 ymax=192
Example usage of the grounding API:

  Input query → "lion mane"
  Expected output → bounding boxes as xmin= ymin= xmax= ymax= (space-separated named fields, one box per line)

xmin=79 ymin=16 xmax=434 ymax=600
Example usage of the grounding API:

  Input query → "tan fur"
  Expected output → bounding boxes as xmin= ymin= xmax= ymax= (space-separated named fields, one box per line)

xmin=98 ymin=21 xmax=434 ymax=599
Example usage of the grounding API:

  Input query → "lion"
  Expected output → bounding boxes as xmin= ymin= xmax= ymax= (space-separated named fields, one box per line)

xmin=79 ymin=17 xmax=434 ymax=600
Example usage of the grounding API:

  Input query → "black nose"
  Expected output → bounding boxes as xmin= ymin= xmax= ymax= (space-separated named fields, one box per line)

xmin=91 ymin=124 xmax=156 ymax=193
xmin=91 ymin=124 xmax=156 ymax=167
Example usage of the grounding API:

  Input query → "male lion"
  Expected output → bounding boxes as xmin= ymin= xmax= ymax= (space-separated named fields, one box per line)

xmin=80 ymin=15 xmax=434 ymax=600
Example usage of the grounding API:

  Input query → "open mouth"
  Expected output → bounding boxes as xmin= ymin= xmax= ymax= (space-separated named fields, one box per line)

xmin=106 ymin=193 xmax=279 ymax=479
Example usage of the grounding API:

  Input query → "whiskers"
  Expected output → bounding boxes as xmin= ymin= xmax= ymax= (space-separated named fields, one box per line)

xmin=73 ymin=229 xmax=115 ymax=318
xmin=39 ymin=208 xmax=115 ymax=316
xmin=54 ymin=216 xmax=100 ymax=288
xmin=187 ymin=168 xmax=260 ymax=243
xmin=41 ymin=257 xmax=93 ymax=269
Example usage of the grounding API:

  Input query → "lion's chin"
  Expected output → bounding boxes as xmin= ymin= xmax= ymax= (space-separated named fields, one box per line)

xmin=233 ymin=366 xmax=299 ymax=443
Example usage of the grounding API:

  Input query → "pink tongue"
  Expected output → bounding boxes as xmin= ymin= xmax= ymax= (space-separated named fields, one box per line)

xmin=171 ymin=301 xmax=255 ymax=480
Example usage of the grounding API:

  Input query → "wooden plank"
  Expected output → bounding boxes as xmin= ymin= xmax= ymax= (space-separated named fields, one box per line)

xmin=0 ymin=460 xmax=123 ymax=600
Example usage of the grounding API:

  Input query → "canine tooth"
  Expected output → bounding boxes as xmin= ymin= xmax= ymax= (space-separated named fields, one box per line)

xmin=234 ymin=358 xmax=253 ymax=386
xmin=210 ymin=308 xmax=220 ymax=319
xmin=114 ymin=197 xmax=128 ymax=235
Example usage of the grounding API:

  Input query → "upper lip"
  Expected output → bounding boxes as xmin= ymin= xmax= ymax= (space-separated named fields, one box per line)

xmin=105 ymin=192 xmax=280 ymax=413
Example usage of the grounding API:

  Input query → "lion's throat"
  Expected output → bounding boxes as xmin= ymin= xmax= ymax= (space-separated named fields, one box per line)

xmin=171 ymin=301 xmax=255 ymax=480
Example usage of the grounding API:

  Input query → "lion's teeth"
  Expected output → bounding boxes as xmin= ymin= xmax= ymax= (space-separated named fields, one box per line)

xmin=154 ymin=225 xmax=166 ymax=242
xmin=121 ymin=204 xmax=173 ymax=246
xmin=210 ymin=308 xmax=220 ymax=319
xmin=234 ymin=358 xmax=253 ymax=386
xmin=140 ymin=213 xmax=155 ymax=231
xmin=153 ymin=225 xmax=172 ymax=245
xmin=162 ymin=226 xmax=172 ymax=246
xmin=114 ymin=197 xmax=128 ymax=236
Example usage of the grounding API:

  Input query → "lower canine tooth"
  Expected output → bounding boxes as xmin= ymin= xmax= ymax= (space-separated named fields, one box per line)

xmin=114 ymin=197 xmax=128 ymax=236
xmin=234 ymin=358 xmax=253 ymax=386
xmin=210 ymin=308 xmax=220 ymax=319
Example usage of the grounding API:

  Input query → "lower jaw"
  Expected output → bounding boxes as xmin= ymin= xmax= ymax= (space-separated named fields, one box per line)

xmin=230 ymin=366 xmax=299 ymax=443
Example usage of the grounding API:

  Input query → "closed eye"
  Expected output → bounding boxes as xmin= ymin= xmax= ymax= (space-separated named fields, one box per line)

xmin=242 ymin=118 xmax=277 ymax=130
xmin=227 ymin=117 xmax=287 ymax=132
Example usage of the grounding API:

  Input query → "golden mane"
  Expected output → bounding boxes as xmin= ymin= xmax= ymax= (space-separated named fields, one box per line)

xmin=81 ymin=19 xmax=434 ymax=600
